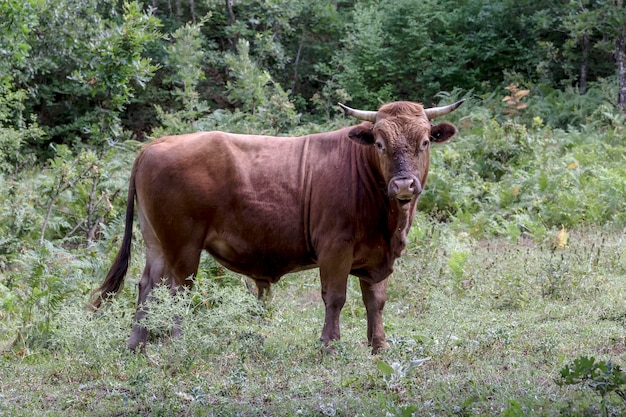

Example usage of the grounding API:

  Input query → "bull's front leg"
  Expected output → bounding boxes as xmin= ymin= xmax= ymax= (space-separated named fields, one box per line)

xmin=359 ymin=278 xmax=390 ymax=354
xmin=320 ymin=276 xmax=348 ymax=349
xmin=318 ymin=253 xmax=352 ymax=352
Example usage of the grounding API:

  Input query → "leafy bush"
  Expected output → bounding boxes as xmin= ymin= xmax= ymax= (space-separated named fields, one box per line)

xmin=421 ymin=89 xmax=626 ymax=239
xmin=221 ymin=39 xmax=300 ymax=135
xmin=559 ymin=356 xmax=626 ymax=417
xmin=48 ymin=268 xmax=264 ymax=378
xmin=1 ymin=242 xmax=98 ymax=353
xmin=152 ymin=20 xmax=210 ymax=136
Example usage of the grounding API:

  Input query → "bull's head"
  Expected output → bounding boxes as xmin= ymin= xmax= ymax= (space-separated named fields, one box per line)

xmin=340 ymin=100 xmax=463 ymax=205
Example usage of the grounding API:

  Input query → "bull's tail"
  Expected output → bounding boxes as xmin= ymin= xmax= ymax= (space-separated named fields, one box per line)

xmin=89 ymin=162 xmax=138 ymax=311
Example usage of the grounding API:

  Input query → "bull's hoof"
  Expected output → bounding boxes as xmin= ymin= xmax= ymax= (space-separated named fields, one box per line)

xmin=320 ymin=340 xmax=341 ymax=355
xmin=127 ymin=335 xmax=147 ymax=353
xmin=370 ymin=340 xmax=390 ymax=355
xmin=323 ymin=346 xmax=338 ymax=355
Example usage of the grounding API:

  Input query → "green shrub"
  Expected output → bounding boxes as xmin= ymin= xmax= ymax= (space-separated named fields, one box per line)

xmin=422 ymin=93 xmax=626 ymax=239
xmin=1 ymin=242 xmax=97 ymax=353
xmin=559 ymin=356 xmax=626 ymax=417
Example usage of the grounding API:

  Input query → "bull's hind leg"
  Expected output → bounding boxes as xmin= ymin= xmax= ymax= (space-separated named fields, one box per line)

xmin=162 ymin=241 xmax=203 ymax=339
xmin=128 ymin=208 xmax=168 ymax=351
xmin=128 ymin=243 xmax=202 ymax=351
xmin=253 ymin=278 xmax=271 ymax=301
xmin=128 ymin=246 xmax=165 ymax=351
xmin=359 ymin=278 xmax=390 ymax=354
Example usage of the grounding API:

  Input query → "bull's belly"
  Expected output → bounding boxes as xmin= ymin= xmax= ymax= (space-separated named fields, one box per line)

xmin=204 ymin=236 xmax=396 ymax=284
xmin=205 ymin=236 xmax=315 ymax=280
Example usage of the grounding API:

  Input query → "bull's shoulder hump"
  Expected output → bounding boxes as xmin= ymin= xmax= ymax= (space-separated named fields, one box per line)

xmin=140 ymin=132 xmax=243 ymax=157
xmin=147 ymin=127 xmax=353 ymax=146
xmin=142 ymin=128 xmax=354 ymax=159
xmin=148 ymin=131 xmax=237 ymax=146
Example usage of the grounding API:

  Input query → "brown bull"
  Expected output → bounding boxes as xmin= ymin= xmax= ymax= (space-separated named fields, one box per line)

xmin=90 ymin=99 xmax=464 ymax=353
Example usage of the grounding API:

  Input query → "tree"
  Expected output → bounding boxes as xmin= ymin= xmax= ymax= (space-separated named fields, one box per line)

xmin=280 ymin=1 xmax=346 ymax=101
xmin=610 ymin=0 xmax=626 ymax=111
xmin=566 ymin=0 xmax=626 ymax=110
xmin=223 ymin=39 xmax=298 ymax=134
xmin=154 ymin=19 xmax=210 ymax=134
xmin=562 ymin=1 xmax=597 ymax=94
xmin=331 ymin=0 xmax=551 ymax=107
xmin=0 ymin=0 xmax=43 ymax=173
xmin=40 ymin=1 xmax=161 ymax=245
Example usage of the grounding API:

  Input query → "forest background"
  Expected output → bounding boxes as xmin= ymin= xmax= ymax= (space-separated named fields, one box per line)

xmin=2 ymin=0 xmax=626 ymax=416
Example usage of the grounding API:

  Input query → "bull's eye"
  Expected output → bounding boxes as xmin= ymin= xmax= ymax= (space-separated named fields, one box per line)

xmin=374 ymin=140 xmax=386 ymax=153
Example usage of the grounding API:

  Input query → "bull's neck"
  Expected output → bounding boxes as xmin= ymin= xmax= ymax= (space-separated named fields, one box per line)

xmin=354 ymin=142 xmax=415 ymax=257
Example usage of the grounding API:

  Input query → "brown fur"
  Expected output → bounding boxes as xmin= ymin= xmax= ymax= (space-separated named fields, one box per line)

xmin=91 ymin=101 xmax=459 ymax=353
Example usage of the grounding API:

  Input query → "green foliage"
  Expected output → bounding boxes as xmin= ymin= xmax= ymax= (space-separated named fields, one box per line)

xmin=532 ymin=0 xmax=622 ymax=90
xmin=2 ymin=0 xmax=624 ymax=146
xmin=224 ymin=39 xmax=273 ymax=116
xmin=0 ymin=120 xmax=42 ymax=176
xmin=2 ymin=1 xmax=626 ymax=414
xmin=329 ymin=0 xmax=567 ymax=108
xmin=69 ymin=0 xmax=161 ymax=142
xmin=448 ymin=250 xmax=469 ymax=291
xmin=0 ymin=174 xmax=42 ymax=260
xmin=48 ymin=271 xmax=264 ymax=376
xmin=500 ymin=400 xmax=526 ymax=417
xmin=331 ymin=1 xmax=393 ymax=107
xmin=559 ymin=356 xmax=626 ymax=417
xmin=2 ymin=220 xmax=626 ymax=414
xmin=153 ymin=19 xmax=210 ymax=135
xmin=28 ymin=1 xmax=159 ymax=246
xmin=1 ymin=241 xmax=97 ymax=353
xmin=529 ymin=81 xmax=617 ymax=129
xmin=10 ymin=0 xmax=161 ymax=151
xmin=38 ymin=145 xmax=98 ymax=244
xmin=221 ymin=38 xmax=299 ymax=134
xmin=37 ymin=141 xmax=136 ymax=245
xmin=0 ymin=0 xmax=38 ymax=86
xmin=421 ymin=87 xmax=626 ymax=237
xmin=0 ymin=0 xmax=44 ymax=173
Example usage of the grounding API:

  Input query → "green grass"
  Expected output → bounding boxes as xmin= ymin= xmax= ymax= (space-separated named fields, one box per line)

xmin=2 ymin=92 xmax=626 ymax=416
xmin=2 ymin=222 xmax=625 ymax=416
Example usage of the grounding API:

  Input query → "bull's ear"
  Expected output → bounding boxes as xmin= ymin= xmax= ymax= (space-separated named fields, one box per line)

xmin=430 ymin=122 xmax=457 ymax=144
xmin=348 ymin=122 xmax=375 ymax=145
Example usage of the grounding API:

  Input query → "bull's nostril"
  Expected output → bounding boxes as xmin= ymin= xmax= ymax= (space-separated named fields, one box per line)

xmin=408 ymin=180 xmax=422 ymax=195
xmin=389 ymin=177 xmax=421 ymax=199
xmin=414 ymin=181 xmax=422 ymax=195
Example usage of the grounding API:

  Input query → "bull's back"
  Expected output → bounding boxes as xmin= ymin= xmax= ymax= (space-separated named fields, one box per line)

xmin=134 ymin=132 xmax=315 ymax=279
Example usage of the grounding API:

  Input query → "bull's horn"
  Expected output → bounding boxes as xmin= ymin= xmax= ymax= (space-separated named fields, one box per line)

xmin=338 ymin=103 xmax=377 ymax=122
xmin=424 ymin=99 xmax=465 ymax=120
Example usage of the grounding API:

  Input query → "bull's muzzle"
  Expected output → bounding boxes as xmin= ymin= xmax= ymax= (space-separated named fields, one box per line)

xmin=388 ymin=176 xmax=422 ymax=203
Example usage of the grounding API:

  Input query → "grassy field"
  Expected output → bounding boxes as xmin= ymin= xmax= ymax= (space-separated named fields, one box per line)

xmin=2 ymin=220 xmax=625 ymax=416
xmin=2 ymin=91 xmax=626 ymax=416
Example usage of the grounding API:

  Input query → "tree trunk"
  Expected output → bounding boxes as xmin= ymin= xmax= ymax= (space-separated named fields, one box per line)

xmin=617 ymin=0 xmax=626 ymax=112
xmin=580 ymin=32 xmax=589 ymax=95
xmin=292 ymin=30 xmax=306 ymax=94
xmin=617 ymin=33 xmax=626 ymax=112
xmin=226 ymin=0 xmax=237 ymax=51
